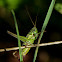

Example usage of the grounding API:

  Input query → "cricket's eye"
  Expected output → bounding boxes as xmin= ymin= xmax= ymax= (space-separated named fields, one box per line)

xmin=33 ymin=34 xmax=35 ymax=36
xmin=34 ymin=29 xmax=35 ymax=31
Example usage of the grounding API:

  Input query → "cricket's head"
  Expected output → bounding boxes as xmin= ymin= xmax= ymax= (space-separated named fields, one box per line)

xmin=30 ymin=27 xmax=38 ymax=39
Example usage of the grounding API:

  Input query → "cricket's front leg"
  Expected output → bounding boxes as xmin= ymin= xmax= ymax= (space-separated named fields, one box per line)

xmin=13 ymin=51 xmax=20 ymax=60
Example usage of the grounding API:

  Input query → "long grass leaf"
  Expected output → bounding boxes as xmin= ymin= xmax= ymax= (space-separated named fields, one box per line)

xmin=33 ymin=0 xmax=56 ymax=62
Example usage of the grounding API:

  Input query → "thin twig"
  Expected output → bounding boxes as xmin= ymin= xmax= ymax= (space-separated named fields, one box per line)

xmin=0 ymin=41 xmax=62 ymax=52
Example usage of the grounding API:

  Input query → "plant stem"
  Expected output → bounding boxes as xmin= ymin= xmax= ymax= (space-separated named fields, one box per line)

xmin=11 ymin=10 xmax=23 ymax=62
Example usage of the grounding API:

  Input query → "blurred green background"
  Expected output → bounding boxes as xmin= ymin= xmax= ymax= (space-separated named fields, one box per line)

xmin=0 ymin=0 xmax=62 ymax=62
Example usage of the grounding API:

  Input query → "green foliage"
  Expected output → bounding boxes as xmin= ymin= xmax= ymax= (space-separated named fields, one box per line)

xmin=0 ymin=0 xmax=4 ymax=6
xmin=0 ymin=0 xmax=22 ymax=9
xmin=6 ymin=0 xmax=22 ymax=9
xmin=55 ymin=3 xmax=62 ymax=14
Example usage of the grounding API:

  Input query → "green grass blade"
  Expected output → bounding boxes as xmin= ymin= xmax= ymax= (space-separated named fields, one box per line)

xmin=11 ymin=10 xmax=23 ymax=62
xmin=33 ymin=0 xmax=56 ymax=62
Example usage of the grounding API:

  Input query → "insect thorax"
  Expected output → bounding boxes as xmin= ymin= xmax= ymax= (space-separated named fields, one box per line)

xmin=25 ymin=27 xmax=38 ymax=44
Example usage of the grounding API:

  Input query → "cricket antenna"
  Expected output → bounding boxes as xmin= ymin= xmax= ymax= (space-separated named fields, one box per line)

xmin=35 ymin=16 xmax=37 ymax=27
xmin=25 ymin=6 xmax=35 ymax=27
xmin=35 ymin=8 xmax=39 ymax=27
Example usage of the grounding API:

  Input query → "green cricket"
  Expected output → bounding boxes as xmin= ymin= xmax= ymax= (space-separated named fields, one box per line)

xmin=7 ymin=8 xmax=39 ymax=56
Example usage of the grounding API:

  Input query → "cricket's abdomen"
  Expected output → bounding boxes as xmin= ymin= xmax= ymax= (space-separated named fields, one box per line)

xmin=22 ymin=48 xmax=31 ymax=56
